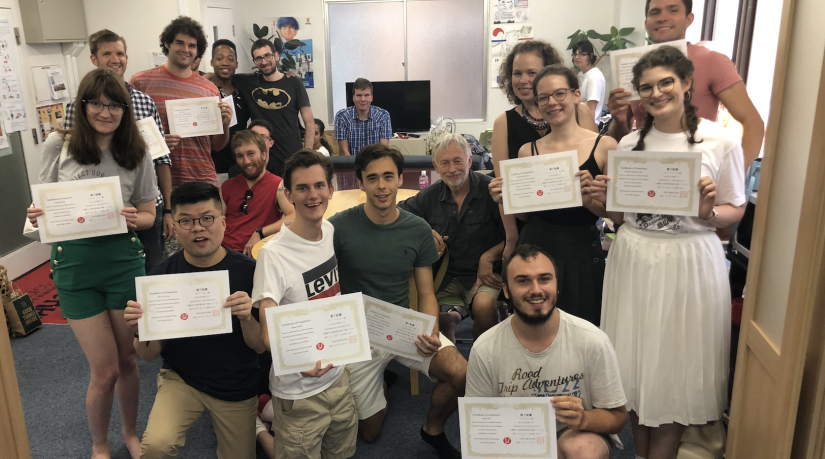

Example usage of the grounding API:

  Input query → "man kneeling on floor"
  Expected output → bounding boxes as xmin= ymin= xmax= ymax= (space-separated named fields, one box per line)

xmin=124 ymin=182 xmax=266 ymax=459
xmin=466 ymin=244 xmax=628 ymax=459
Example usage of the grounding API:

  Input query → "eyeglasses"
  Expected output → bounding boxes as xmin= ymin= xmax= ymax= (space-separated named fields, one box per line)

xmin=239 ymin=189 xmax=254 ymax=214
xmin=176 ymin=215 xmax=217 ymax=230
xmin=638 ymin=77 xmax=676 ymax=98
xmin=252 ymin=53 xmax=276 ymax=64
xmin=572 ymin=53 xmax=588 ymax=57
xmin=83 ymin=99 xmax=127 ymax=116
xmin=536 ymin=89 xmax=575 ymax=105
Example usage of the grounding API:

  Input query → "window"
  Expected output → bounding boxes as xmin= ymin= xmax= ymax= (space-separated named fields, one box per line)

xmin=325 ymin=0 xmax=486 ymax=125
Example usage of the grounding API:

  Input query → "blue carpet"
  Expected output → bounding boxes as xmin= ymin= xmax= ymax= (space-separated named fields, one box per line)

xmin=11 ymin=319 xmax=636 ymax=458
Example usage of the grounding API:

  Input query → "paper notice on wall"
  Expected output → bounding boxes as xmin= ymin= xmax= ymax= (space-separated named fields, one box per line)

xmin=493 ymin=0 xmax=529 ymax=24
xmin=491 ymin=24 xmax=533 ymax=58
xmin=0 ymin=119 xmax=9 ymax=152
xmin=491 ymin=56 xmax=504 ymax=88
xmin=32 ymin=65 xmax=59 ymax=102
xmin=48 ymin=68 xmax=67 ymax=99
xmin=0 ymin=19 xmax=16 ymax=75
xmin=150 ymin=52 xmax=167 ymax=68
xmin=263 ymin=16 xmax=314 ymax=88
xmin=0 ymin=74 xmax=22 ymax=101
xmin=4 ymin=100 xmax=28 ymax=133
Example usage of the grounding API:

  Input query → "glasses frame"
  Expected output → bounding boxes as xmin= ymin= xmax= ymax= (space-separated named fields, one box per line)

xmin=637 ymin=77 xmax=677 ymax=99
xmin=252 ymin=53 xmax=276 ymax=64
xmin=175 ymin=215 xmax=218 ymax=230
xmin=83 ymin=99 xmax=127 ymax=116
xmin=536 ymin=88 xmax=576 ymax=106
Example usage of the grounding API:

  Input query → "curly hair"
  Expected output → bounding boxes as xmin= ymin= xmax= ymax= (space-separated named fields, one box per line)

xmin=159 ymin=16 xmax=208 ymax=59
xmin=498 ymin=40 xmax=563 ymax=105
xmin=630 ymin=45 xmax=702 ymax=151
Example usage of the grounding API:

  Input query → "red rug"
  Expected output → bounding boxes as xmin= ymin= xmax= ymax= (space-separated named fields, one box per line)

xmin=12 ymin=262 xmax=67 ymax=325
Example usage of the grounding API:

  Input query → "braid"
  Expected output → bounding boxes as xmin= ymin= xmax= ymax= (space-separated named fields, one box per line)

xmin=632 ymin=113 xmax=655 ymax=151
xmin=682 ymin=92 xmax=703 ymax=145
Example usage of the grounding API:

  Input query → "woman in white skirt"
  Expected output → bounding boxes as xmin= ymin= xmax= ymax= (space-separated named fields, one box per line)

xmin=589 ymin=46 xmax=746 ymax=459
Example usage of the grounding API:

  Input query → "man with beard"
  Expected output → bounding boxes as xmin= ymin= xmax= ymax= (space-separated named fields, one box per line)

xmin=220 ymin=130 xmax=294 ymax=255
xmin=206 ymin=39 xmax=250 ymax=177
xmin=234 ymin=39 xmax=315 ymax=176
xmin=466 ymin=245 xmax=627 ymax=459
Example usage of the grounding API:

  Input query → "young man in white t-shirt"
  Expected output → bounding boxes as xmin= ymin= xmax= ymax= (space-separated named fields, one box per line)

xmin=252 ymin=149 xmax=357 ymax=459
xmin=466 ymin=244 xmax=627 ymax=459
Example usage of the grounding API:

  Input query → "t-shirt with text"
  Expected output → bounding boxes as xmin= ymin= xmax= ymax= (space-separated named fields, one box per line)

xmin=130 ymin=65 xmax=221 ymax=187
xmin=330 ymin=204 xmax=439 ymax=308
xmin=466 ymin=312 xmax=627 ymax=434
xmin=234 ymin=73 xmax=310 ymax=163
xmin=251 ymin=220 xmax=344 ymax=400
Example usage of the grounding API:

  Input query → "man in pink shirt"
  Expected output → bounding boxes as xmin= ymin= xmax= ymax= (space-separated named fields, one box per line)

xmin=608 ymin=0 xmax=764 ymax=168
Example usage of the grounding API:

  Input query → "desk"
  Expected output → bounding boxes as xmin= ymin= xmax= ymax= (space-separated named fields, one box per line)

xmin=251 ymin=188 xmax=420 ymax=259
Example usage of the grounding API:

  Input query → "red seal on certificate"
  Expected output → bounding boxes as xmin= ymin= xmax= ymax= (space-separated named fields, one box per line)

xmin=212 ymin=310 xmax=221 ymax=317
xmin=536 ymin=190 xmax=543 ymax=196
xmin=316 ymin=343 xmax=324 ymax=350
xmin=193 ymin=122 xmax=198 ymax=126
xmin=180 ymin=313 xmax=189 ymax=320
xmin=680 ymin=191 xmax=688 ymax=198
xmin=77 ymin=217 xmax=85 ymax=223
xmin=648 ymin=190 xmax=656 ymax=197
xmin=537 ymin=436 xmax=545 ymax=444
xmin=564 ymin=186 xmax=571 ymax=192
xmin=107 ymin=212 xmax=114 ymax=219
xmin=503 ymin=437 xmax=512 ymax=445
xmin=386 ymin=335 xmax=393 ymax=341
xmin=349 ymin=335 xmax=357 ymax=343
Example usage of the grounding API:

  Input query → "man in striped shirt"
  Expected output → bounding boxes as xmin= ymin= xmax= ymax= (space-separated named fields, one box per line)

xmin=130 ymin=16 xmax=232 ymax=190
xmin=334 ymin=78 xmax=392 ymax=156
xmin=65 ymin=29 xmax=173 ymax=272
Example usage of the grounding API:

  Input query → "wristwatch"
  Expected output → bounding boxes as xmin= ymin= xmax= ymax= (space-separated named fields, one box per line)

xmin=256 ymin=227 xmax=265 ymax=239
xmin=162 ymin=208 xmax=172 ymax=214
xmin=701 ymin=208 xmax=718 ymax=222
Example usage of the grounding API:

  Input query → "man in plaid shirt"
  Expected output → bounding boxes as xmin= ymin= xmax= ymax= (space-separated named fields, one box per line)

xmin=65 ymin=29 xmax=173 ymax=273
xmin=334 ymin=78 xmax=392 ymax=156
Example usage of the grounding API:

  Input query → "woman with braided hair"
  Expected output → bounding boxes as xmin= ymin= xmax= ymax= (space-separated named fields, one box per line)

xmin=588 ymin=46 xmax=746 ymax=459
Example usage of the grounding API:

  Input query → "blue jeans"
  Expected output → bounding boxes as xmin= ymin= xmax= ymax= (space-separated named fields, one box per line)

xmin=136 ymin=202 xmax=163 ymax=274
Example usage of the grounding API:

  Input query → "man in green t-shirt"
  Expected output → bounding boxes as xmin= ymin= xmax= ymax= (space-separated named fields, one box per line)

xmin=330 ymin=145 xmax=466 ymax=459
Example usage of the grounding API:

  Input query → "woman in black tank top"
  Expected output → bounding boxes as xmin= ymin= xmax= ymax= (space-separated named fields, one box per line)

xmin=491 ymin=65 xmax=617 ymax=326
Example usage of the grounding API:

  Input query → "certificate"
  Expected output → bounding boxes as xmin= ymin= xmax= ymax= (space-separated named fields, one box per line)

xmin=31 ymin=176 xmax=127 ymax=243
xmin=606 ymin=150 xmax=702 ymax=216
xmin=459 ymin=397 xmax=557 ymax=459
xmin=137 ymin=117 xmax=170 ymax=160
xmin=500 ymin=151 xmax=582 ymax=215
xmin=363 ymin=295 xmax=435 ymax=362
xmin=165 ymin=96 xmax=224 ymax=138
xmin=222 ymin=95 xmax=238 ymax=128
xmin=265 ymin=293 xmax=371 ymax=376
xmin=136 ymin=271 xmax=232 ymax=341
xmin=609 ymin=39 xmax=688 ymax=100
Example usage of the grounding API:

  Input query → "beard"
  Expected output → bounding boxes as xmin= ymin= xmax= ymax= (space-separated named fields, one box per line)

xmin=512 ymin=293 xmax=557 ymax=326
xmin=241 ymin=161 xmax=265 ymax=180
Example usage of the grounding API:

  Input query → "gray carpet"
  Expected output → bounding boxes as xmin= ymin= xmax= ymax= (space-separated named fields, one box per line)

xmin=11 ymin=319 xmax=636 ymax=459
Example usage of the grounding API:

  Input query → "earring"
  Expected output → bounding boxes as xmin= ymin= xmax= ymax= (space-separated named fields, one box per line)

xmin=685 ymin=91 xmax=692 ymax=101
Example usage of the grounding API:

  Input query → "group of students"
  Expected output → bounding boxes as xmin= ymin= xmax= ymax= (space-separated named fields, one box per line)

xmin=24 ymin=0 xmax=761 ymax=458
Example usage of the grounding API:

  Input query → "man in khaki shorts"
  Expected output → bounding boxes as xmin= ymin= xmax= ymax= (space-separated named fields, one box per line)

xmin=398 ymin=133 xmax=505 ymax=343
xmin=253 ymin=150 xmax=357 ymax=458
xmin=330 ymin=145 xmax=467 ymax=459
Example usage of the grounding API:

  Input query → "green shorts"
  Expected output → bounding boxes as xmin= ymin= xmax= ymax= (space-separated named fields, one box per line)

xmin=51 ymin=231 xmax=146 ymax=320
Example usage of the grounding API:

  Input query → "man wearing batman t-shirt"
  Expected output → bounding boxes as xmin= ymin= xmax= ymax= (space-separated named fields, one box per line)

xmin=233 ymin=39 xmax=315 ymax=177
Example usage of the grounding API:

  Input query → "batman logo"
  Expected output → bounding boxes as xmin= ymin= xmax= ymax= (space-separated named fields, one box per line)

xmin=252 ymin=87 xmax=292 ymax=110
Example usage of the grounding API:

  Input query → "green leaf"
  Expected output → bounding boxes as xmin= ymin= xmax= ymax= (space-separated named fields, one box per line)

xmin=611 ymin=26 xmax=619 ymax=37
xmin=272 ymin=37 xmax=284 ymax=53
xmin=614 ymin=38 xmax=626 ymax=49
xmin=602 ymin=39 xmax=614 ymax=52
xmin=284 ymin=39 xmax=306 ymax=51
xmin=253 ymin=23 xmax=261 ymax=37
xmin=600 ymin=34 xmax=613 ymax=42
xmin=567 ymin=30 xmax=582 ymax=39
xmin=624 ymin=39 xmax=636 ymax=47
xmin=619 ymin=27 xmax=634 ymax=36
xmin=586 ymin=30 xmax=600 ymax=39
xmin=260 ymin=26 xmax=269 ymax=37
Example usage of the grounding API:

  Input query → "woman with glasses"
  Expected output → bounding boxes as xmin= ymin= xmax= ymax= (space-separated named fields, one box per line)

xmin=572 ymin=40 xmax=606 ymax=126
xmin=27 ymin=68 xmax=157 ymax=459
xmin=490 ymin=40 xmax=599 ymax=260
xmin=589 ymin=46 xmax=746 ymax=459
xmin=490 ymin=64 xmax=616 ymax=327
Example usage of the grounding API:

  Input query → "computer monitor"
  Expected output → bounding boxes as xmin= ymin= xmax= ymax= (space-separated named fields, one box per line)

xmin=345 ymin=80 xmax=431 ymax=133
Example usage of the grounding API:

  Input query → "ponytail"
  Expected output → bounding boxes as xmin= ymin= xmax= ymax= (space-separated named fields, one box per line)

xmin=682 ymin=91 xmax=702 ymax=146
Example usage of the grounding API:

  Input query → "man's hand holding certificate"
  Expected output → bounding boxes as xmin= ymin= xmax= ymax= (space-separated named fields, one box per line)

xmin=605 ymin=151 xmax=702 ymax=216
xmin=499 ymin=151 xmax=583 ymax=215
xmin=609 ymin=39 xmax=688 ymax=100
xmin=166 ymin=96 xmax=224 ymax=138
xmin=363 ymin=295 xmax=435 ymax=362
xmin=30 ymin=176 xmax=128 ymax=243
xmin=135 ymin=271 xmax=233 ymax=341
xmin=265 ymin=293 xmax=371 ymax=376
xmin=459 ymin=397 xmax=557 ymax=459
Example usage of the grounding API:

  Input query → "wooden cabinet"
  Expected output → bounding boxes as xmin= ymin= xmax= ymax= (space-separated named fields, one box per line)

xmin=18 ymin=0 xmax=87 ymax=43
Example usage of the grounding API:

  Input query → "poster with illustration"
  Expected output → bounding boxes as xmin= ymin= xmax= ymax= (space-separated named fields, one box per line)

xmin=491 ymin=24 xmax=533 ymax=59
xmin=36 ymin=103 xmax=65 ymax=142
xmin=493 ymin=0 xmax=529 ymax=24
xmin=265 ymin=16 xmax=314 ymax=89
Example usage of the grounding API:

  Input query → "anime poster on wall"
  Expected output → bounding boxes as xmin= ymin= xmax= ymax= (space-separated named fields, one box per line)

xmin=265 ymin=16 xmax=314 ymax=89
xmin=493 ymin=0 xmax=529 ymax=24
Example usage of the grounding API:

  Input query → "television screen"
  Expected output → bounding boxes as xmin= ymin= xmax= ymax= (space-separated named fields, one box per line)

xmin=345 ymin=80 xmax=431 ymax=133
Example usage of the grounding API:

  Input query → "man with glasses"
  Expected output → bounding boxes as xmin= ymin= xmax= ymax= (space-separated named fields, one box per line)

xmin=220 ymin=130 xmax=294 ymax=255
xmin=233 ymin=39 xmax=315 ymax=177
xmin=123 ymin=182 xmax=266 ymax=459
xmin=64 ymin=29 xmax=173 ymax=273
xmin=607 ymin=0 xmax=764 ymax=168
xmin=205 ymin=39 xmax=250 ymax=178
